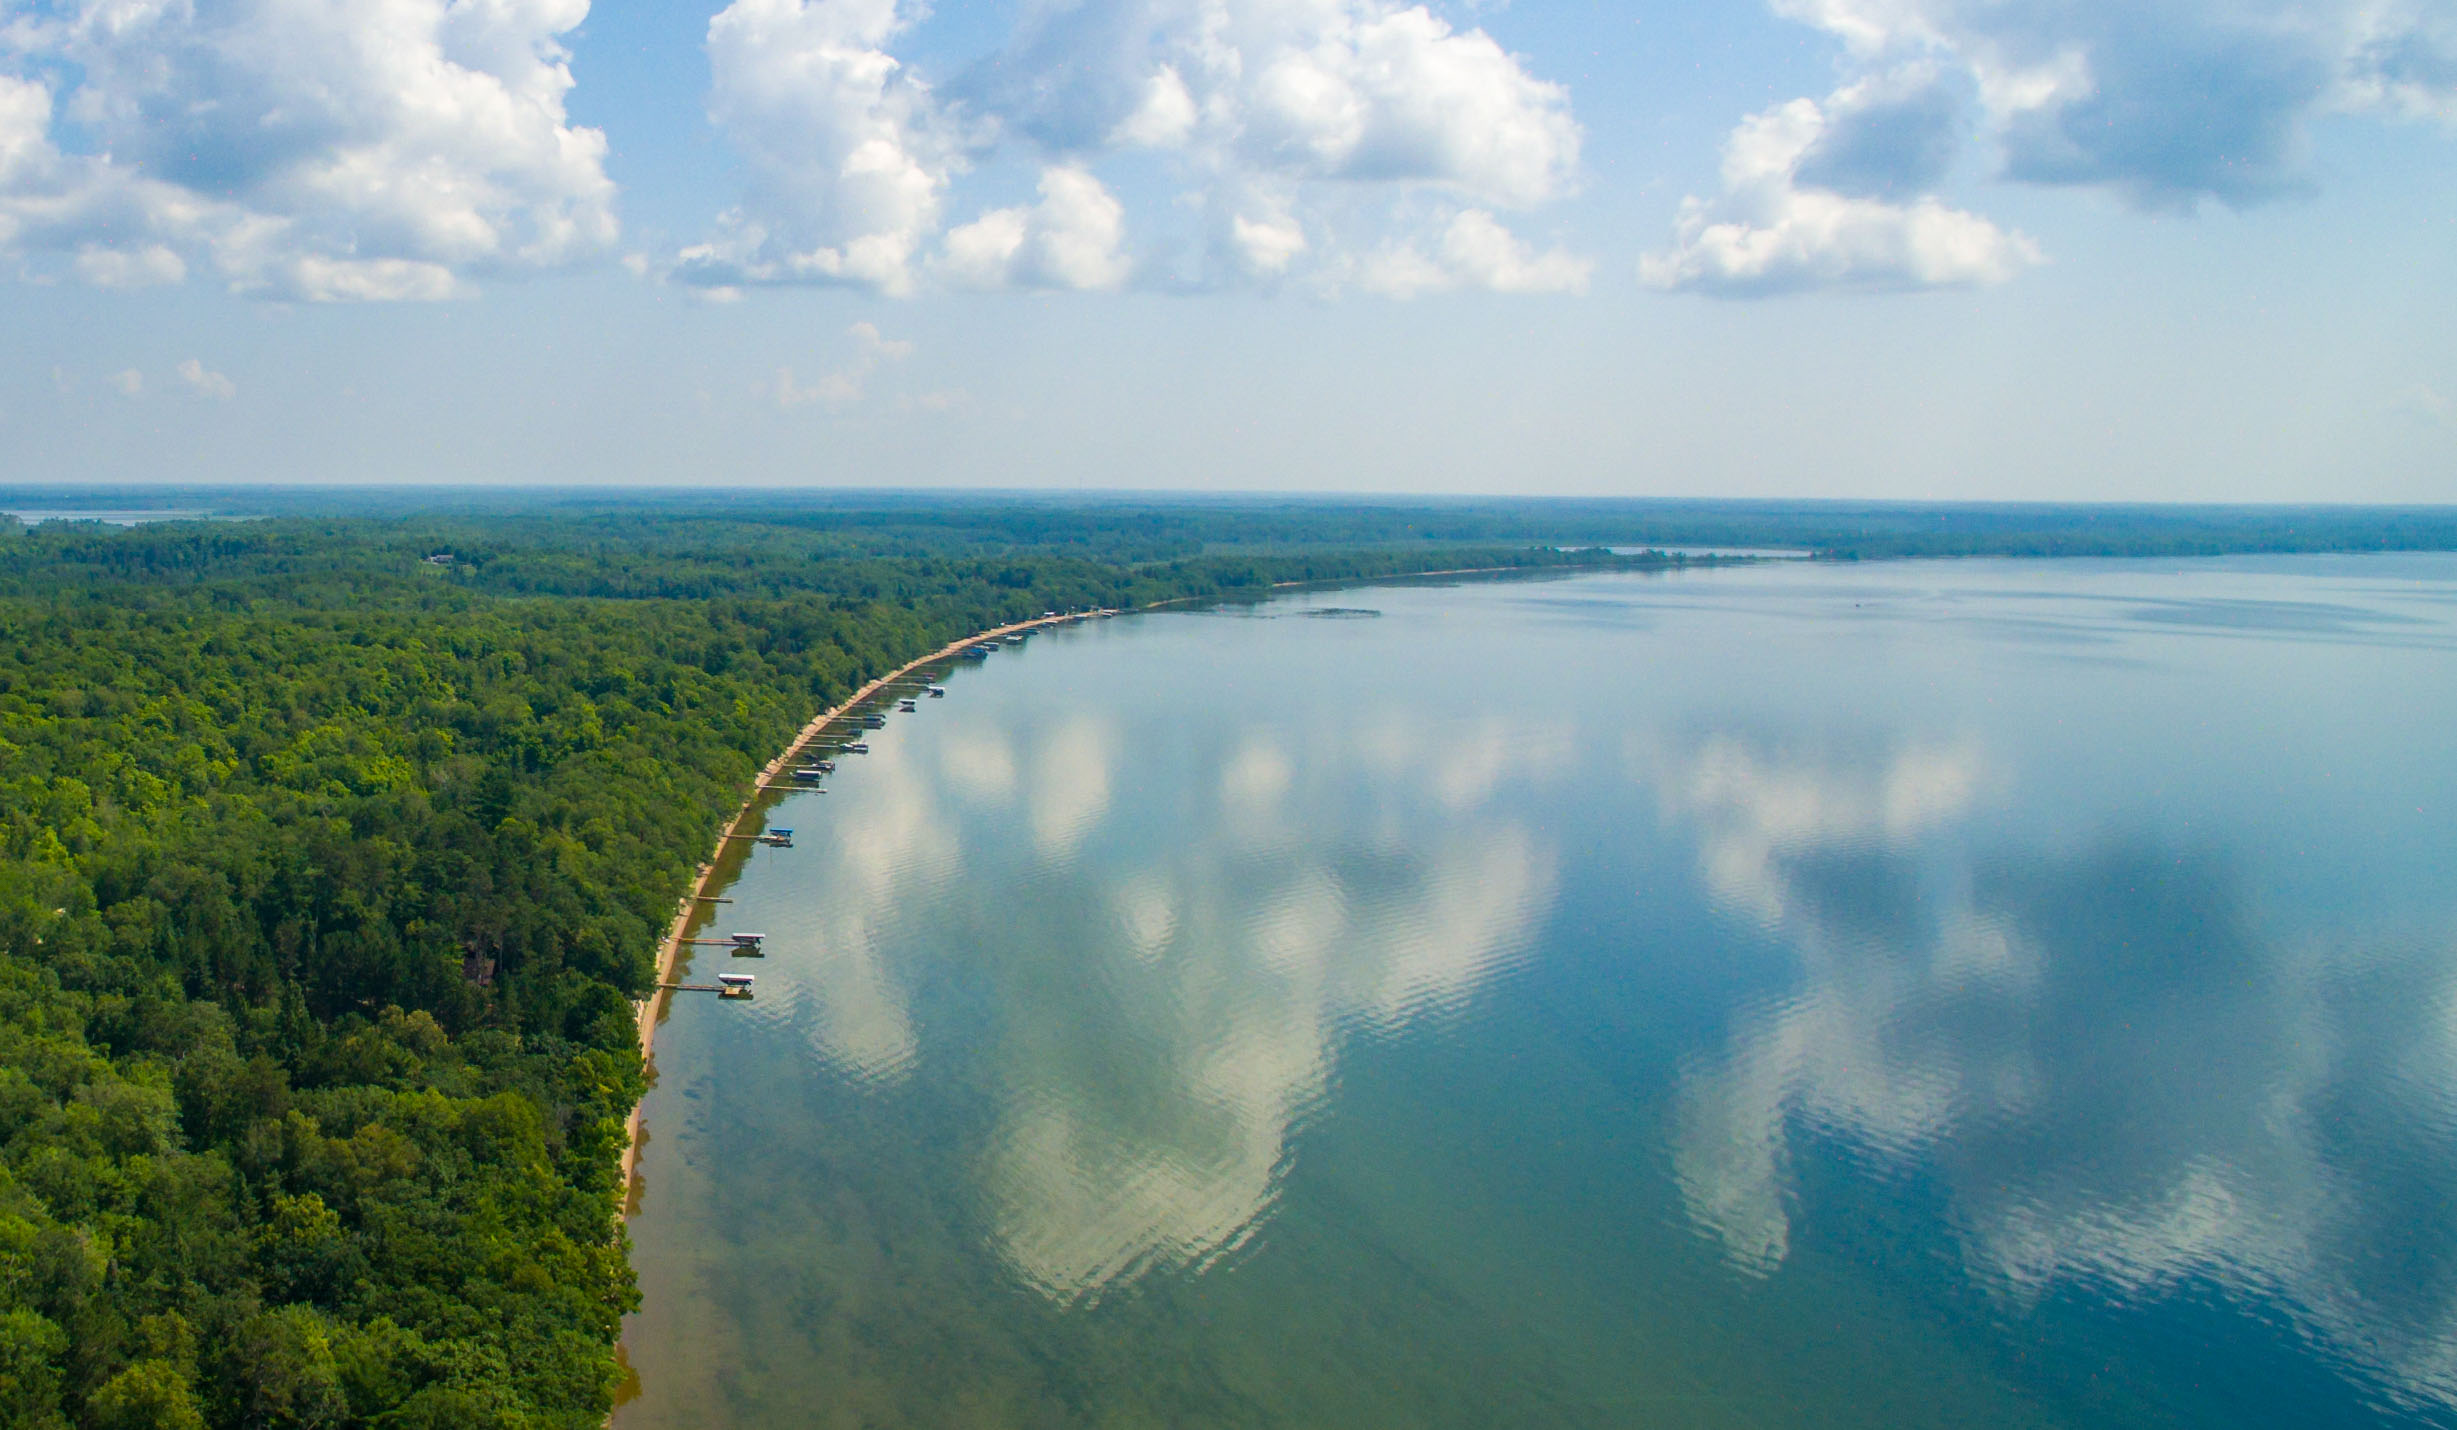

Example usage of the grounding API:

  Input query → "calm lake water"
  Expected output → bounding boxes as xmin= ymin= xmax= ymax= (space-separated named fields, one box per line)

xmin=619 ymin=557 xmax=2457 ymax=1429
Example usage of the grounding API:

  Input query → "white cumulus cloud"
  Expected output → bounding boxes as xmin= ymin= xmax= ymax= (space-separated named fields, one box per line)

xmin=1358 ymin=208 xmax=1591 ymax=297
xmin=176 ymin=359 xmax=235 ymax=400
xmin=1655 ymin=0 xmax=2457 ymax=295
xmin=680 ymin=0 xmax=957 ymax=296
xmin=1767 ymin=0 xmax=2457 ymax=204
xmin=0 ymin=0 xmax=616 ymax=300
xmin=938 ymin=168 xmax=1131 ymax=291
xmin=687 ymin=0 xmax=1588 ymax=296
xmin=1227 ymin=3 xmax=1580 ymax=206
xmin=991 ymin=0 xmax=1580 ymax=205
xmin=1645 ymin=89 xmax=2041 ymax=295
xmin=73 ymin=243 xmax=185 ymax=289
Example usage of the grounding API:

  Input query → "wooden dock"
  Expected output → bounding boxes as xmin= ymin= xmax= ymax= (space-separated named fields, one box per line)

xmin=657 ymin=982 xmax=755 ymax=998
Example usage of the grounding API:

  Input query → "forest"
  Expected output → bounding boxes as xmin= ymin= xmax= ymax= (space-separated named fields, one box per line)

xmin=0 ymin=510 xmax=1645 ymax=1429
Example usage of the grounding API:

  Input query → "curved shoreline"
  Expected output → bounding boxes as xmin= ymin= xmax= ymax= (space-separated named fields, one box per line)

xmin=616 ymin=609 xmax=1101 ymax=1204
xmin=614 ymin=557 xmax=1673 ymax=1202
xmin=604 ymin=558 xmax=1658 ymax=1417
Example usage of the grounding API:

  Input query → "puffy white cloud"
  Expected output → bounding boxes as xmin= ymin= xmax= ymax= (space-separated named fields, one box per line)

xmin=1231 ymin=3 xmax=1580 ymax=205
xmin=275 ymin=256 xmax=462 ymax=303
xmin=1227 ymin=202 xmax=1310 ymax=278
xmin=2344 ymin=2 xmax=2457 ymax=121
xmin=0 ymin=0 xmax=615 ymax=299
xmin=1109 ymin=64 xmax=1201 ymax=150
xmin=107 ymin=368 xmax=143 ymax=397
xmin=1654 ymin=0 xmax=2457 ymax=294
xmin=690 ymin=0 xmax=1588 ymax=295
xmin=681 ymin=0 xmax=956 ymax=295
xmin=993 ymin=0 xmax=1579 ymax=205
xmin=73 ymin=243 xmax=185 ymax=289
xmin=1644 ymin=89 xmax=2040 ymax=295
xmin=1767 ymin=0 xmax=2457 ymax=208
xmin=176 ymin=358 xmax=235 ymax=399
xmin=938 ymin=167 xmax=1131 ymax=291
xmin=0 ymin=75 xmax=50 ymax=194
xmin=1357 ymin=208 xmax=1591 ymax=297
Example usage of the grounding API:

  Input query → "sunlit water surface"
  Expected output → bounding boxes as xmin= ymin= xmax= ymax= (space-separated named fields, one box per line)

xmin=619 ymin=557 xmax=2457 ymax=1429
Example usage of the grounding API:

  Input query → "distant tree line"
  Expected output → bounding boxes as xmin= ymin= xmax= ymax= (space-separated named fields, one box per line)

xmin=9 ymin=490 xmax=2455 ymax=562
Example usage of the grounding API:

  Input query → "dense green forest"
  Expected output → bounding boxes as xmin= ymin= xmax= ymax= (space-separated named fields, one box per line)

xmin=0 ymin=512 xmax=1641 ymax=1429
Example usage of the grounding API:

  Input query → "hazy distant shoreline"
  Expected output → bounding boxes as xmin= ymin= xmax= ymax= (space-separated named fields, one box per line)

xmin=9 ymin=490 xmax=2453 ymax=563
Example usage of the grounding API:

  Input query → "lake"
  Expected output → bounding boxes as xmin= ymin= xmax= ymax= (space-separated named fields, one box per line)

xmin=617 ymin=556 xmax=2457 ymax=1428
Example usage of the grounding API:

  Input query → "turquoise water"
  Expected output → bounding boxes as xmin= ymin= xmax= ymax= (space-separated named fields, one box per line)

xmin=618 ymin=557 xmax=2457 ymax=1428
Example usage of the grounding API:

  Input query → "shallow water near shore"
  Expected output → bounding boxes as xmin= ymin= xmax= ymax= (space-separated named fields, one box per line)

xmin=617 ymin=556 xmax=2457 ymax=1429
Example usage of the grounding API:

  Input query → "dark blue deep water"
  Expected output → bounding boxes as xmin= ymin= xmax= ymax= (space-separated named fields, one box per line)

xmin=619 ymin=556 xmax=2457 ymax=1428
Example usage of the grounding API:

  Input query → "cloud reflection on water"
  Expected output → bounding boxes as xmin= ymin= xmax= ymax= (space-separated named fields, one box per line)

xmin=979 ymin=760 xmax=1558 ymax=1303
xmin=776 ymin=703 xmax=1565 ymax=1304
xmin=1656 ymin=732 xmax=2457 ymax=1412
xmin=1027 ymin=716 xmax=1115 ymax=858
xmin=773 ymin=738 xmax=959 ymax=1083
xmin=791 ymin=705 xmax=1564 ymax=1306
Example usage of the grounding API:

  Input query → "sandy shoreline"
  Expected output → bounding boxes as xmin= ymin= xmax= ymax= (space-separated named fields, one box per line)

xmin=615 ymin=609 xmax=1099 ymax=1207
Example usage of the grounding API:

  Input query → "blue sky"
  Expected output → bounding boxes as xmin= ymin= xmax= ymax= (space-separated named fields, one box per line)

xmin=1 ymin=0 xmax=2452 ymax=499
